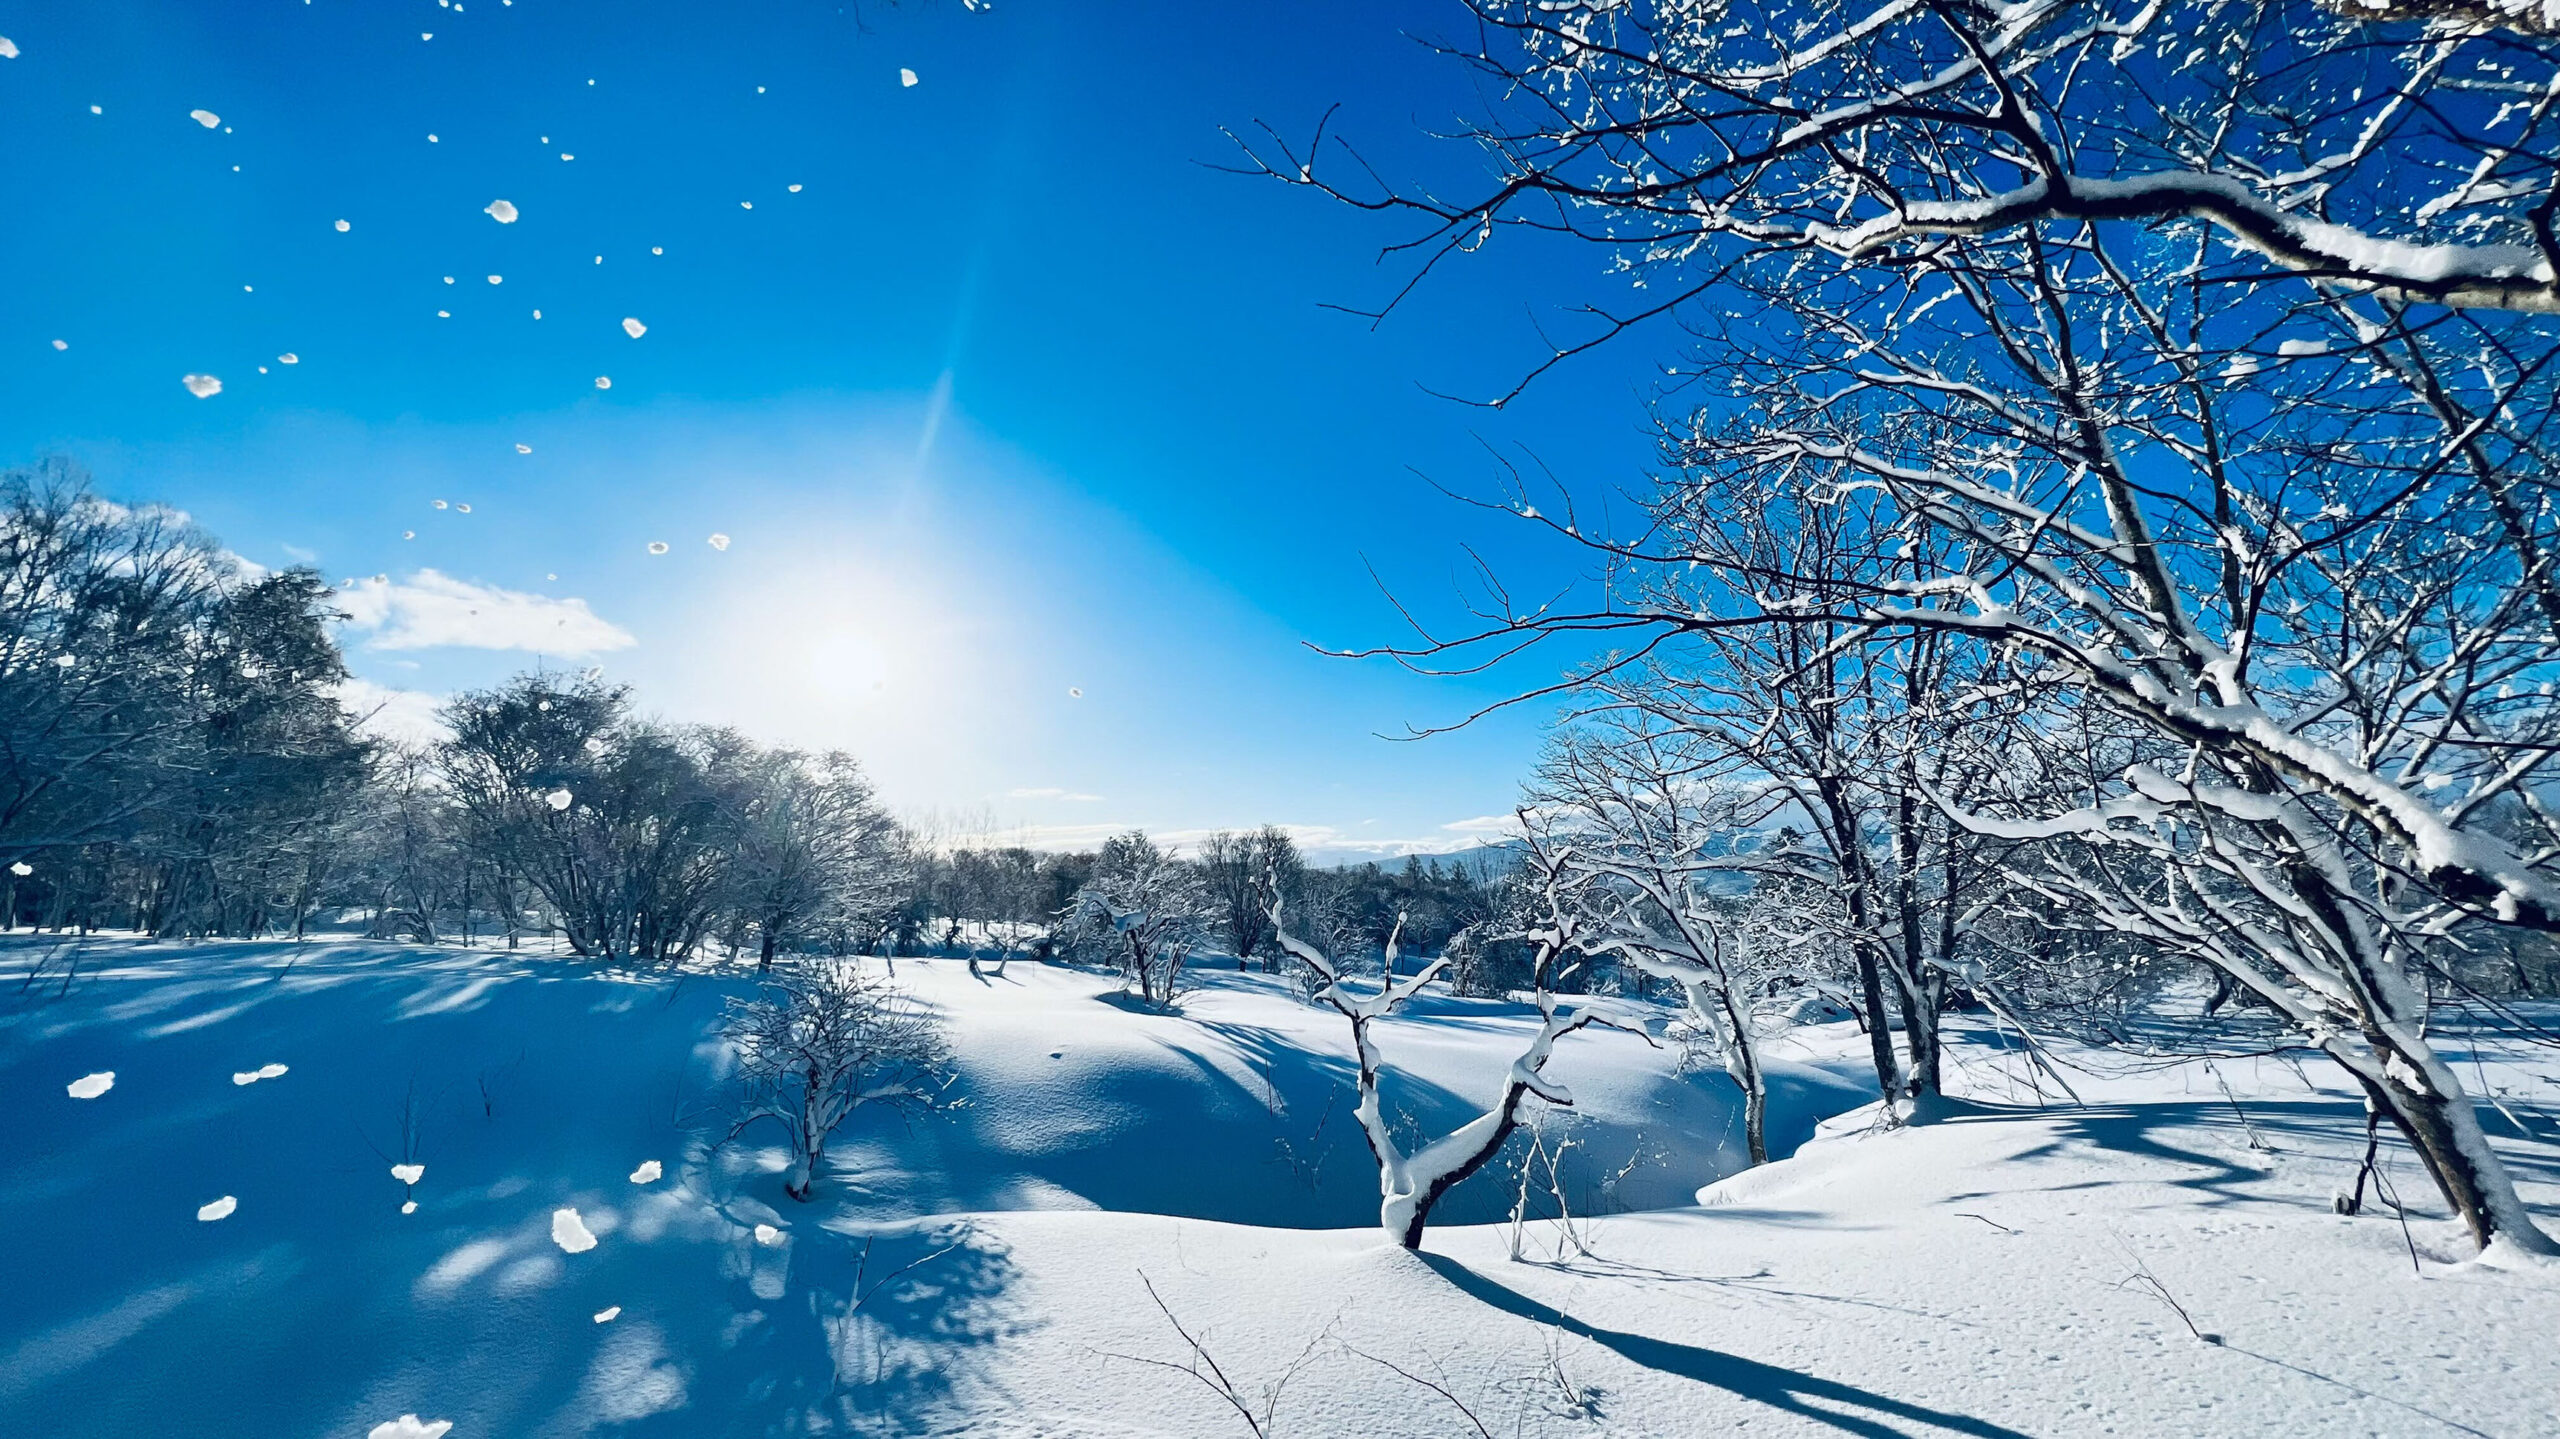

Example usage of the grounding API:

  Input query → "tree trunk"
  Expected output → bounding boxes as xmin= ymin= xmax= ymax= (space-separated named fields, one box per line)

xmin=2344 ymin=1034 xmax=2556 ymax=1254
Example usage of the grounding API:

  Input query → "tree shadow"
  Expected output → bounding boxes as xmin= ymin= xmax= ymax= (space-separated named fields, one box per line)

xmin=1417 ymin=1252 xmax=2036 ymax=1439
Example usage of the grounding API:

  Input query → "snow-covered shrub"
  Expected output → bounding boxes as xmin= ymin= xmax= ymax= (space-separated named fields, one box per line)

xmin=722 ymin=960 xmax=952 ymax=1200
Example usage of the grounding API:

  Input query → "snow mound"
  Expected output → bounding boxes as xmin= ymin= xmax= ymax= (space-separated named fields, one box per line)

xmin=368 ymin=1417 xmax=451 ymax=1439
xmin=551 ymin=1207 xmax=596 ymax=1254
xmin=628 ymin=1160 xmax=661 ymax=1184
xmin=196 ymin=1196 xmax=236 ymax=1222
xmin=65 ymin=1071 xmax=114 ymax=1099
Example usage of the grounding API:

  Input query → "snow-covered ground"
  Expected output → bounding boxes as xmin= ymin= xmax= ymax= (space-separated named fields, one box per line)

xmin=3 ymin=937 xmax=2554 ymax=1436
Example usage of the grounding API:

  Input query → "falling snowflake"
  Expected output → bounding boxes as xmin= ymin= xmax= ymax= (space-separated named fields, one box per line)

xmin=593 ymin=1306 xmax=621 ymax=1323
xmin=484 ymin=198 xmax=518 ymax=223
xmin=594 ymin=376 xmax=611 ymax=389
xmin=621 ymin=317 xmax=646 ymax=339
xmin=67 ymin=1071 xmax=114 ymax=1099
xmin=197 ymin=1196 xmax=237 ymax=1221
xmin=551 ymin=1207 xmax=597 ymax=1253
xmin=182 ymin=373 xmax=222 ymax=398
xmin=279 ymin=352 xmax=298 ymax=364
xmin=456 ymin=503 xmax=471 ymax=513
xmin=1068 ymin=687 xmax=1084 ymax=698
xmin=9 ymin=861 xmax=30 ymax=876
xmin=433 ymin=500 xmax=449 ymax=510
xmin=0 ymin=36 xmax=18 ymax=59
xmin=788 ymin=183 xmax=803 ymax=193
xmin=51 ymin=339 xmax=66 ymax=351
xmin=646 ymin=541 xmax=669 ymax=555
xmin=515 ymin=443 xmax=531 ymax=454
xmin=740 ymin=200 xmax=753 ymax=209
xmin=547 ymin=788 xmax=573 ymax=811
xmin=390 ymin=1163 xmax=424 ymax=1184
xmin=900 ymin=67 xmax=919 ymax=86
xmin=486 ymin=274 xmax=502 ymax=285
xmin=706 ymin=533 xmax=731 ymax=551
xmin=652 ymin=246 xmax=663 ymax=255
xmin=335 ymin=219 xmax=351 ymax=232
xmin=190 ymin=108 xmax=220 ymax=128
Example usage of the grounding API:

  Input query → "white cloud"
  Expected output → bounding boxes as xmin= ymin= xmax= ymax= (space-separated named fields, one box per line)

xmin=334 ymin=678 xmax=449 ymax=747
xmin=1005 ymin=786 xmax=1102 ymax=802
xmin=337 ymin=570 xmax=634 ymax=655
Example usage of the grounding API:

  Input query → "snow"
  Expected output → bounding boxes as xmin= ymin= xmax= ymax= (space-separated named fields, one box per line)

xmin=390 ymin=1163 xmax=424 ymax=1185
xmin=190 ymin=109 xmax=219 ymax=129
xmin=705 ymin=534 xmax=730 ymax=551
xmin=230 ymin=1063 xmax=287 ymax=1085
xmin=646 ymin=541 xmax=669 ymax=555
xmin=593 ymin=376 xmax=610 ymax=389
xmin=545 ymin=788 xmax=573 ymax=811
xmin=195 ymin=1196 xmax=236 ymax=1222
xmin=550 ymin=1207 xmax=597 ymax=1254
xmin=621 ymin=317 xmax=646 ymax=339
xmin=333 ymin=219 xmax=349 ymax=232
xmin=753 ymin=1223 xmax=782 ymax=1246
xmin=4 ymin=939 xmax=2552 ymax=1436
xmin=181 ymin=374 xmax=221 ymax=398
xmin=0 ymin=36 xmax=17 ymax=59
xmin=64 ymin=1071 xmax=113 ymax=1099
xmin=900 ymin=68 xmax=919 ymax=87
xmin=50 ymin=340 xmax=65 ymax=351
xmin=278 ymin=353 xmax=296 ymax=364
xmin=366 ymin=1418 xmax=450 ymax=1439
xmin=483 ymin=199 xmax=517 ymax=223
xmin=629 ymin=1159 xmax=662 ymax=1184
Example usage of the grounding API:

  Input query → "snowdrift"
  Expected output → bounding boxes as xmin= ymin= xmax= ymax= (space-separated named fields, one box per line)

xmin=0 ymin=938 xmax=1858 ymax=1437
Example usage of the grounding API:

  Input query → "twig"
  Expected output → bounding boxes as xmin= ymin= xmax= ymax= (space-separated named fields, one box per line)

xmin=1955 ymin=1211 xmax=2019 ymax=1235
xmin=1341 ymin=1344 xmax=1494 ymax=1439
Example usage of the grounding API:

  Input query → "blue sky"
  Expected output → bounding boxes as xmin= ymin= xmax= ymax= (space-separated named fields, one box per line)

xmin=0 ymin=0 xmax=1663 ymax=861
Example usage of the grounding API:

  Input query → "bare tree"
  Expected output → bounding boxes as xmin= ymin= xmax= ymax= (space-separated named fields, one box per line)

xmin=723 ymin=960 xmax=953 ymax=1201
xmin=1062 ymin=831 xmax=1217 ymax=1007
xmin=1269 ymin=844 xmax=1641 ymax=1249
xmin=1252 ymin=0 xmax=2560 ymax=1256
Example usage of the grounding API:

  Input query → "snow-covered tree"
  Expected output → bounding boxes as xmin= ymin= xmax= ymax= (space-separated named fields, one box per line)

xmin=1530 ymin=736 xmax=1801 ymax=1162
xmin=1270 ymin=859 xmax=1640 ymax=1248
xmin=712 ymin=742 xmax=905 ymax=969
xmin=1061 ymin=830 xmax=1217 ymax=1007
xmin=1257 ymin=0 xmax=2560 ymax=1256
xmin=722 ymin=960 xmax=952 ymax=1201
